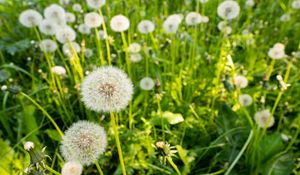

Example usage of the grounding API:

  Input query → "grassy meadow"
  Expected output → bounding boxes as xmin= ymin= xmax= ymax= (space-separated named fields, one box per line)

xmin=0 ymin=0 xmax=300 ymax=174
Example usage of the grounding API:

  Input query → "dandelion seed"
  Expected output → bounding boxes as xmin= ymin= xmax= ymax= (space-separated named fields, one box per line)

xmin=128 ymin=43 xmax=141 ymax=53
xmin=62 ymin=42 xmax=81 ymax=56
xmin=280 ymin=13 xmax=291 ymax=22
xmin=81 ymin=66 xmax=133 ymax=112
xmin=245 ymin=0 xmax=255 ymax=8
xmin=129 ymin=53 xmax=143 ymax=63
xmin=72 ymin=4 xmax=83 ymax=12
xmin=44 ymin=4 xmax=66 ymax=26
xmin=234 ymin=75 xmax=248 ymax=88
xmin=56 ymin=26 xmax=76 ymax=44
xmin=254 ymin=109 xmax=275 ymax=128
xmin=24 ymin=141 xmax=34 ymax=151
xmin=200 ymin=0 xmax=209 ymax=4
xmin=39 ymin=39 xmax=58 ymax=53
xmin=60 ymin=120 xmax=107 ymax=166
xmin=84 ymin=12 xmax=102 ymax=28
xmin=61 ymin=161 xmax=83 ymax=175
xmin=66 ymin=12 xmax=76 ymax=23
xmin=38 ymin=19 xmax=58 ymax=35
xmin=185 ymin=12 xmax=202 ymax=26
xmin=140 ymin=77 xmax=155 ymax=91
xmin=268 ymin=43 xmax=286 ymax=59
xmin=84 ymin=48 xmax=93 ymax=58
xmin=110 ymin=14 xmax=130 ymax=32
xmin=51 ymin=66 xmax=66 ymax=76
xmin=217 ymin=0 xmax=240 ymax=20
xmin=239 ymin=94 xmax=253 ymax=106
xmin=19 ymin=9 xmax=42 ymax=28
xmin=78 ymin=24 xmax=91 ymax=35
xmin=138 ymin=20 xmax=155 ymax=34
xmin=86 ymin=0 xmax=106 ymax=9
xmin=292 ymin=0 xmax=300 ymax=9
xmin=60 ymin=0 xmax=70 ymax=5
xmin=163 ymin=14 xmax=183 ymax=34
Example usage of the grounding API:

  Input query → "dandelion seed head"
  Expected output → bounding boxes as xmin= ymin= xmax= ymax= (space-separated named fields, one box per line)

xmin=140 ymin=77 xmax=155 ymax=91
xmin=39 ymin=19 xmax=58 ymax=35
xmin=81 ymin=66 xmax=133 ymax=112
xmin=66 ymin=12 xmax=76 ymax=23
xmin=24 ymin=141 xmax=34 ymax=151
xmin=84 ymin=12 xmax=102 ymax=28
xmin=292 ymin=0 xmax=300 ymax=9
xmin=110 ymin=15 xmax=130 ymax=32
xmin=61 ymin=161 xmax=82 ymax=175
xmin=268 ymin=43 xmax=286 ymax=59
xmin=44 ymin=4 xmax=66 ymax=26
xmin=56 ymin=26 xmax=76 ymax=44
xmin=234 ymin=75 xmax=248 ymax=88
xmin=239 ymin=94 xmax=253 ymax=106
xmin=129 ymin=53 xmax=143 ymax=63
xmin=128 ymin=43 xmax=141 ymax=53
xmin=39 ymin=39 xmax=58 ymax=53
xmin=86 ymin=0 xmax=106 ymax=9
xmin=217 ymin=0 xmax=240 ymax=20
xmin=51 ymin=66 xmax=66 ymax=76
xmin=60 ymin=121 xmax=107 ymax=166
xmin=78 ymin=24 xmax=91 ymax=34
xmin=185 ymin=12 xmax=202 ymax=26
xmin=62 ymin=42 xmax=81 ymax=56
xmin=19 ymin=9 xmax=43 ymax=28
xmin=84 ymin=48 xmax=93 ymax=58
xmin=72 ymin=4 xmax=83 ymax=12
xmin=254 ymin=109 xmax=275 ymax=128
xmin=138 ymin=20 xmax=155 ymax=34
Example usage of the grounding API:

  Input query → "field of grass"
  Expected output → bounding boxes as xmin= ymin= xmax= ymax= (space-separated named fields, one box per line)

xmin=0 ymin=0 xmax=300 ymax=174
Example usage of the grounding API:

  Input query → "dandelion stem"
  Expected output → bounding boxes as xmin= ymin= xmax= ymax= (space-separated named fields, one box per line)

xmin=121 ymin=32 xmax=131 ymax=78
xmin=166 ymin=157 xmax=181 ymax=175
xmin=110 ymin=112 xmax=127 ymax=175
xmin=95 ymin=161 xmax=104 ymax=175
xmin=95 ymin=28 xmax=105 ymax=65
xmin=20 ymin=92 xmax=64 ymax=137
xmin=46 ymin=165 xmax=61 ymax=175
xmin=225 ymin=130 xmax=253 ymax=175
xmin=99 ymin=9 xmax=111 ymax=65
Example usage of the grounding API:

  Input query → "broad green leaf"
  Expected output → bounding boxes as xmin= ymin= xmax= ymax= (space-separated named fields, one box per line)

xmin=263 ymin=153 xmax=294 ymax=175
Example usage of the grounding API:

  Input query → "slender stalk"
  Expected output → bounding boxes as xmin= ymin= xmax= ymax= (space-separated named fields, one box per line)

xmin=166 ymin=157 xmax=181 ymax=175
xmin=95 ymin=28 xmax=105 ymax=65
xmin=20 ymin=92 xmax=64 ymax=137
xmin=46 ymin=165 xmax=61 ymax=175
xmin=225 ymin=130 xmax=253 ymax=175
xmin=121 ymin=32 xmax=131 ymax=78
xmin=95 ymin=161 xmax=104 ymax=175
xmin=110 ymin=113 xmax=127 ymax=175
xmin=98 ymin=9 xmax=111 ymax=65
xmin=265 ymin=59 xmax=275 ymax=80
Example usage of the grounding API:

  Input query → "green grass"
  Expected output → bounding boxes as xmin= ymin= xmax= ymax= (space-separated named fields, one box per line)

xmin=0 ymin=0 xmax=300 ymax=174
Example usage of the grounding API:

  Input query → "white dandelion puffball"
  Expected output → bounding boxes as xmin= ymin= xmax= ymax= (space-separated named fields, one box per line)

xmin=218 ymin=21 xmax=228 ymax=30
xmin=60 ymin=0 xmax=70 ymax=5
xmin=56 ymin=26 xmax=76 ymax=44
xmin=185 ymin=12 xmax=202 ymax=26
xmin=39 ymin=39 xmax=58 ymax=53
xmin=84 ymin=12 xmax=103 ymax=28
xmin=66 ymin=12 xmax=76 ymax=23
xmin=84 ymin=48 xmax=94 ymax=58
xmin=245 ymin=0 xmax=255 ymax=8
xmin=254 ymin=109 xmax=275 ymax=128
xmin=61 ymin=161 xmax=83 ymax=175
xmin=292 ymin=0 xmax=300 ymax=9
xmin=167 ymin=14 xmax=184 ymax=24
xmin=72 ymin=4 xmax=82 ymax=12
xmin=62 ymin=42 xmax=81 ymax=56
xmin=239 ymin=94 xmax=253 ymax=106
xmin=24 ymin=141 xmax=34 ymax=151
xmin=98 ymin=30 xmax=107 ymax=40
xmin=200 ymin=0 xmax=209 ymax=4
xmin=19 ymin=9 xmax=42 ymax=28
xmin=217 ymin=0 xmax=240 ymax=20
xmin=39 ymin=19 xmax=58 ymax=35
xmin=129 ymin=53 xmax=143 ymax=63
xmin=81 ymin=66 xmax=133 ymax=112
xmin=234 ymin=75 xmax=248 ymax=88
xmin=163 ymin=19 xmax=179 ymax=34
xmin=140 ymin=77 xmax=155 ymax=91
xmin=44 ymin=4 xmax=66 ymax=26
xmin=268 ymin=43 xmax=286 ymax=59
xmin=110 ymin=14 xmax=130 ymax=32
xmin=61 ymin=121 xmax=107 ymax=166
xmin=51 ymin=66 xmax=66 ymax=76
xmin=201 ymin=16 xmax=209 ymax=23
xmin=78 ymin=24 xmax=91 ymax=34
xmin=86 ymin=0 xmax=106 ymax=9
xmin=138 ymin=20 xmax=155 ymax=34
xmin=128 ymin=43 xmax=141 ymax=53
xmin=280 ymin=13 xmax=291 ymax=22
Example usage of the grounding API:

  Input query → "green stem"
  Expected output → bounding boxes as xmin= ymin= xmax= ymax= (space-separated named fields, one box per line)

xmin=99 ymin=9 xmax=111 ymax=65
xmin=225 ymin=130 xmax=253 ymax=175
xmin=121 ymin=32 xmax=131 ymax=78
xmin=95 ymin=161 xmax=104 ymax=175
xmin=46 ymin=165 xmax=61 ymax=175
xmin=95 ymin=28 xmax=105 ymax=65
xmin=166 ymin=157 xmax=181 ymax=175
xmin=110 ymin=113 xmax=127 ymax=175
xmin=20 ymin=92 xmax=64 ymax=137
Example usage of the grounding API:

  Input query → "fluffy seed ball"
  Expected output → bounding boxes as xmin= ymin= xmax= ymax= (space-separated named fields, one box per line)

xmin=19 ymin=9 xmax=43 ymax=28
xmin=81 ymin=66 xmax=133 ymax=112
xmin=86 ymin=0 xmax=106 ymax=9
xmin=61 ymin=161 xmax=83 ymax=175
xmin=110 ymin=15 xmax=130 ymax=32
xmin=84 ymin=12 xmax=102 ymax=28
xmin=138 ymin=20 xmax=155 ymax=34
xmin=24 ymin=141 xmax=34 ymax=151
xmin=56 ymin=26 xmax=76 ymax=44
xmin=39 ymin=39 xmax=58 ymax=53
xmin=239 ymin=94 xmax=253 ymax=106
xmin=39 ymin=19 xmax=58 ymax=35
xmin=140 ymin=77 xmax=155 ymax=91
xmin=268 ymin=43 xmax=286 ymax=59
xmin=60 ymin=121 xmax=107 ymax=166
xmin=234 ymin=75 xmax=248 ymax=88
xmin=217 ymin=0 xmax=240 ymax=20
xmin=254 ymin=109 xmax=275 ymax=128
